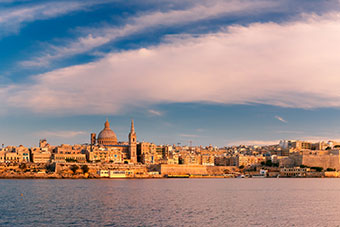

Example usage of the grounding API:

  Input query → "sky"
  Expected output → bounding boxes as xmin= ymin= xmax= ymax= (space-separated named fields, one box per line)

xmin=2 ymin=0 xmax=340 ymax=147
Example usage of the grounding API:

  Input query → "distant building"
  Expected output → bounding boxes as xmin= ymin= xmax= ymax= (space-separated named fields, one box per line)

xmin=0 ymin=145 xmax=30 ymax=163
xmin=31 ymin=148 xmax=52 ymax=164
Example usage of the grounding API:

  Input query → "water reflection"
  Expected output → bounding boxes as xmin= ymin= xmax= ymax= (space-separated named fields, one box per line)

xmin=0 ymin=179 xmax=340 ymax=226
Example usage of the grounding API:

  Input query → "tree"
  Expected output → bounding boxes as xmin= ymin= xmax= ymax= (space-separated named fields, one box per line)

xmin=265 ymin=160 xmax=273 ymax=167
xmin=70 ymin=165 xmax=79 ymax=174
xmin=19 ymin=163 xmax=27 ymax=170
xmin=65 ymin=158 xmax=77 ymax=162
xmin=46 ymin=163 xmax=55 ymax=173
xmin=311 ymin=166 xmax=323 ymax=172
xmin=81 ymin=165 xmax=89 ymax=174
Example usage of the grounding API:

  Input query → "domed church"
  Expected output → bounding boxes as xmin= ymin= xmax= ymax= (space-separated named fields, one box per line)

xmin=89 ymin=119 xmax=137 ymax=163
xmin=97 ymin=120 xmax=118 ymax=146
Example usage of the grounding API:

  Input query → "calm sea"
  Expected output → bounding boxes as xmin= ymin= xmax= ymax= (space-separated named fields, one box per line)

xmin=1 ymin=179 xmax=340 ymax=226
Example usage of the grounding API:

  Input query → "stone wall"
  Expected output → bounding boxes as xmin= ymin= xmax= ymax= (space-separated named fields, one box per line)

xmin=55 ymin=163 xmax=148 ymax=174
xmin=160 ymin=164 xmax=236 ymax=176
xmin=302 ymin=154 xmax=340 ymax=170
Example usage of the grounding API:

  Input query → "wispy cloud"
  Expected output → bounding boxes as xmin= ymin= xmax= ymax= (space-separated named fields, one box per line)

xmin=275 ymin=115 xmax=287 ymax=123
xmin=179 ymin=134 xmax=200 ymax=138
xmin=21 ymin=0 xmax=279 ymax=67
xmin=228 ymin=140 xmax=279 ymax=146
xmin=148 ymin=109 xmax=163 ymax=116
xmin=37 ymin=130 xmax=86 ymax=138
xmin=0 ymin=1 xmax=111 ymax=38
xmin=275 ymin=130 xmax=303 ymax=134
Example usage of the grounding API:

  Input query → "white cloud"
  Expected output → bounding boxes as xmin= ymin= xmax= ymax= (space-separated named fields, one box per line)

xmin=0 ymin=1 xmax=111 ymax=38
xmin=4 ymin=13 xmax=340 ymax=114
xmin=21 ymin=0 xmax=278 ymax=66
xmin=275 ymin=115 xmax=287 ymax=123
xmin=37 ymin=130 xmax=86 ymax=138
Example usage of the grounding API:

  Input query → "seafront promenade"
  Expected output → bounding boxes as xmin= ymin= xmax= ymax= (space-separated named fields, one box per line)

xmin=0 ymin=162 xmax=339 ymax=179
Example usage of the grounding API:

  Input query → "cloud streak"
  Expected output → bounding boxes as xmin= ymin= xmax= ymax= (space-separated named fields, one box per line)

xmin=148 ymin=109 xmax=163 ymax=116
xmin=275 ymin=115 xmax=287 ymax=123
xmin=21 ymin=0 xmax=279 ymax=66
xmin=0 ymin=0 xmax=111 ymax=38
xmin=227 ymin=140 xmax=279 ymax=146
xmin=180 ymin=134 xmax=200 ymax=138
xmin=37 ymin=130 xmax=86 ymax=138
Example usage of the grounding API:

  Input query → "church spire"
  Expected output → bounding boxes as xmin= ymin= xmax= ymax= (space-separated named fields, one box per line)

xmin=130 ymin=119 xmax=135 ymax=133
xmin=129 ymin=119 xmax=137 ymax=163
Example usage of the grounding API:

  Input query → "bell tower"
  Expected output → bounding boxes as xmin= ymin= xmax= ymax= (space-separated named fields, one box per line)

xmin=129 ymin=120 xmax=137 ymax=163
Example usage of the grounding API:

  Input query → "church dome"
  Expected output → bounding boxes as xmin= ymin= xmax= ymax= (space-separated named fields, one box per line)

xmin=97 ymin=120 xmax=117 ymax=145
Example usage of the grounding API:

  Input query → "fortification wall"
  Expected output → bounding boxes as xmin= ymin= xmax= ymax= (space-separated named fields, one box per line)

xmin=160 ymin=164 xmax=236 ymax=176
xmin=302 ymin=155 xmax=340 ymax=170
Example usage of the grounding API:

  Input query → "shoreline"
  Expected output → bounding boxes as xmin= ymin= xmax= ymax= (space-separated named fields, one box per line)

xmin=0 ymin=176 xmax=335 ymax=179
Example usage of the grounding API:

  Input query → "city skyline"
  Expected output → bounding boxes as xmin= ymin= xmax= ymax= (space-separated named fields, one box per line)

xmin=2 ymin=0 xmax=340 ymax=146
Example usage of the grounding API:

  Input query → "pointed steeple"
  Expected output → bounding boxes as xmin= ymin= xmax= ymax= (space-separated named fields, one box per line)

xmin=130 ymin=119 xmax=135 ymax=133
xmin=129 ymin=119 xmax=137 ymax=163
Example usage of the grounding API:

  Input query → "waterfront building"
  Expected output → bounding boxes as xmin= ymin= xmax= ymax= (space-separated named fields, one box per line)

xmin=280 ymin=140 xmax=328 ymax=151
xmin=0 ymin=145 xmax=30 ymax=163
xmin=16 ymin=145 xmax=30 ymax=162
xmin=31 ymin=148 xmax=52 ymax=163
xmin=214 ymin=156 xmax=231 ymax=166
xmin=138 ymin=142 xmax=163 ymax=164
xmin=53 ymin=153 xmax=86 ymax=163
xmin=280 ymin=167 xmax=310 ymax=177
xmin=230 ymin=155 xmax=266 ymax=167
xmin=85 ymin=146 xmax=125 ymax=163
xmin=167 ymin=152 xmax=179 ymax=165
xmin=5 ymin=152 xmax=19 ymax=162
xmin=201 ymin=154 xmax=215 ymax=166
xmin=179 ymin=152 xmax=201 ymax=165
xmin=0 ymin=151 xmax=5 ymax=162
xmin=54 ymin=144 xmax=83 ymax=154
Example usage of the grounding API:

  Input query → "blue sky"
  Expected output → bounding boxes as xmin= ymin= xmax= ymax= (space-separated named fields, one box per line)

xmin=2 ymin=0 xmax=340 ymax=147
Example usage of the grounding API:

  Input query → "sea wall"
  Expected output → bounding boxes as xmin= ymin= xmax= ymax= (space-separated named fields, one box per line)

xmin=302 ymin=155 xmax=340 ymax=170
xmin=160 ymin=164 xmax=236 ymax=176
